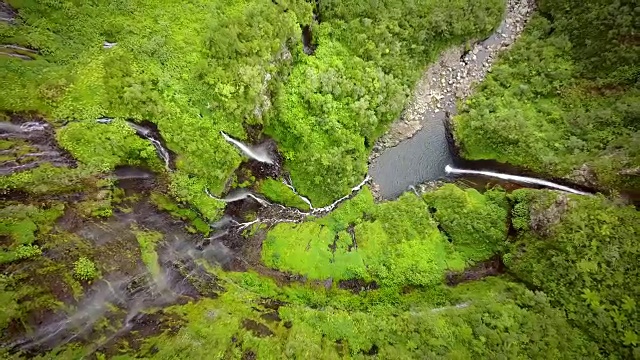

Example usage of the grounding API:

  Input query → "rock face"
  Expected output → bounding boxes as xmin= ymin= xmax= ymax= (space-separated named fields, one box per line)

xmin=0 ymin=1 xmax=17 ymax=23
xmin=529 ymin=194 xmax=570 ymax=236
xmin=569 ymin=164 xmax=599 ymax=188
xmin=370 ymin=0 xmax=536 ymax=159
xmin=0 ymin=115 xmax=76 ymax=176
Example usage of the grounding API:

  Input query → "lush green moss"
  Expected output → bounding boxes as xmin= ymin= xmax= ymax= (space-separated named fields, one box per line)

xmin=57 ymin=119 xmax=162 ymax=172
xmin=0 ymin=203 xmax=65 ymax=264
xmin=150 ymin=192 xmax=212 ymax=234
xmin=168 ymin=172 xmax=225 ymax=221
xmin=505 ymin=189 xmax=640 ymax=357
xmin=133 ymin=228 xmax=164 ymax=278
xmin=263 ymin=187 xmax=477 ymax=286
xmin=0 ymin=164 xmax=95 ymax=194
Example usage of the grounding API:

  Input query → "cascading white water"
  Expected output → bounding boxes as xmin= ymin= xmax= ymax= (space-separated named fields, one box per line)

xmin=445 ymin=165 xmax=589 ymax=195
xmin=220 ymin=131 xmax=274 ymax=164
xmin=125 ymin=121 xmax=171 ymax=169
xmin=283 ymin=175 xmax=314 ymax=209
xmin=208 ymin=175 xmax=372 ymax=231
xmin=219 ymin=188 xmax=271 ymax=206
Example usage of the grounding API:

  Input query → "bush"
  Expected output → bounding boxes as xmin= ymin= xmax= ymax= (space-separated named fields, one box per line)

xmin=423 ymin=184 xmax=508 ymax=262
xmin=14 ymin=244 xmax=42 ymax=260
xmin=73 ymin=257 xmax=98 ymax=281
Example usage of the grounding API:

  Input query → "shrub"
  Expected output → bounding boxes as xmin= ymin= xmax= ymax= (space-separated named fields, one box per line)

xmin=73 ymin=257 xmax=98 ymax=281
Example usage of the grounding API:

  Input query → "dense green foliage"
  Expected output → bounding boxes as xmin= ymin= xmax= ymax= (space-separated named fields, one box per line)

xmin=119 ymin=275 xmax=598 ymax=359
xmin=57 ymin=119 xmax=162 ymax=172
xmin=505 ymin=190 xmax=640 ymax=357
xmin=423 ymin=184 xmax=508 ymax=262
xmin=267 ymin=0 xmax=503 ymax=205
xmin=1 ymin=0 xmax=504 ymax=209
xmin=257 ymin=178 xmax=311 ymax=211
xmin=454 ymin=0 xmax=640 ymax=192
xmin=1 ymin=0 xmax=638 ymax=358
xmin=263 ymin=186 xmax=508 ymax=285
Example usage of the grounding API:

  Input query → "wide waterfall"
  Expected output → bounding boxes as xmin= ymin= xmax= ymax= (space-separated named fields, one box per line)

xmin=220 ymin=131 xmax=274 ymax=164
xmin=445 ymin=165 xmax=589 ymax=195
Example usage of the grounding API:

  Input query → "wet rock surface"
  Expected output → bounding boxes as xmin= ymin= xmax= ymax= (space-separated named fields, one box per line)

xmin=446 ymin=256 xmax=505 ymax=286
xmin=0 ymin=44 xmax=39 ymax=60
xmin=0 ymin=114 xmax=76 ymax=176
xmin=0 ymin=1 xmax=17 ymax=23
xmin=529 ymin=194 xmax=571 ymax=236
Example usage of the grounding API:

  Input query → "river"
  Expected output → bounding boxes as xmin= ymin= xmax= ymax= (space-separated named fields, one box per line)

xmin=370 ymin=0 xmax=540 ymax=199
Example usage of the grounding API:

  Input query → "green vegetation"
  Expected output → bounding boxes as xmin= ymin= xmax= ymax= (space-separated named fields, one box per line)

xmin=1 ymin=0 xmax=638 ymax=358
xmin=263 ymin=186 xmax=507 ymax=285
xmin=73 ymin=256 xmax=98 ymax=281
xmin=133 ymin=228 xmax=164 ymax=278
xmin=423 ymin=184 xmax=508 ymax=262
xmin=127 ymin=274 xmax=598 ymax=359
xmin=258 ymin=178 xmax=311 ymax=211
xmin=505 ymin=189 xmax=640 ymax=357
xmin=150 ymin=192 xmax=211 ymax=234
xmin=0 ymin=0 xmax=505 ymax=210
xmin=0 ymin=203 xmax=65 ymax=264
xmin=57 ymin=119 xmax=162 ymax=172
xmin=267 ymin=0 xmax=503 ymax=205
xmin=454 ymin=0 xmax=640 ymax=192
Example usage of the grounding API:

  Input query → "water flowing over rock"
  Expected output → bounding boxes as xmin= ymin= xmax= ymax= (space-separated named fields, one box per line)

xmin=125 ymin=121 xmax=172 ymax=170
xmin=220 ymin=131 xmax=274 ymax=165
xmin=283 ymin=174 xmax=314 ymax=209
xmin=207 ymin=175 xmax=371 ymax=232
xmin=219 ymin=188 xmax=272 ymax=207
xmin=445 ymin=165 xmax=589 ymax=195
xmin=96 ymin=119 xmax=172 ymax=171
xmin=0 ymin=44 xmax=39 ymax=60
xmin=0 ymin=2 xmax=17 ymax=23
xmin=0 ymin=119 xmax=75 ymax=175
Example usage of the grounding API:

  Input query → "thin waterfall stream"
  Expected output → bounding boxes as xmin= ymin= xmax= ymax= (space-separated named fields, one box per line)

xmin=445 ymin=165 xmax=589 ymax=195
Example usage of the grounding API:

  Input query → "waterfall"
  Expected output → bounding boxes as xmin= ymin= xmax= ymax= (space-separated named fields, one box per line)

xmin=220 ymin=131 xmax=274 ymax=164
xmin=445 ymin=165 xmax=589 ymax=195
xmin=312 ymin=175 xmax=372 ymax=213
xmin=219 ymin=188 xmax=271 ymax=206
xmin=283 ymin=175 xmax=314 ymax=209
xmin=125 ymin=121 xmax=171 ymax=169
